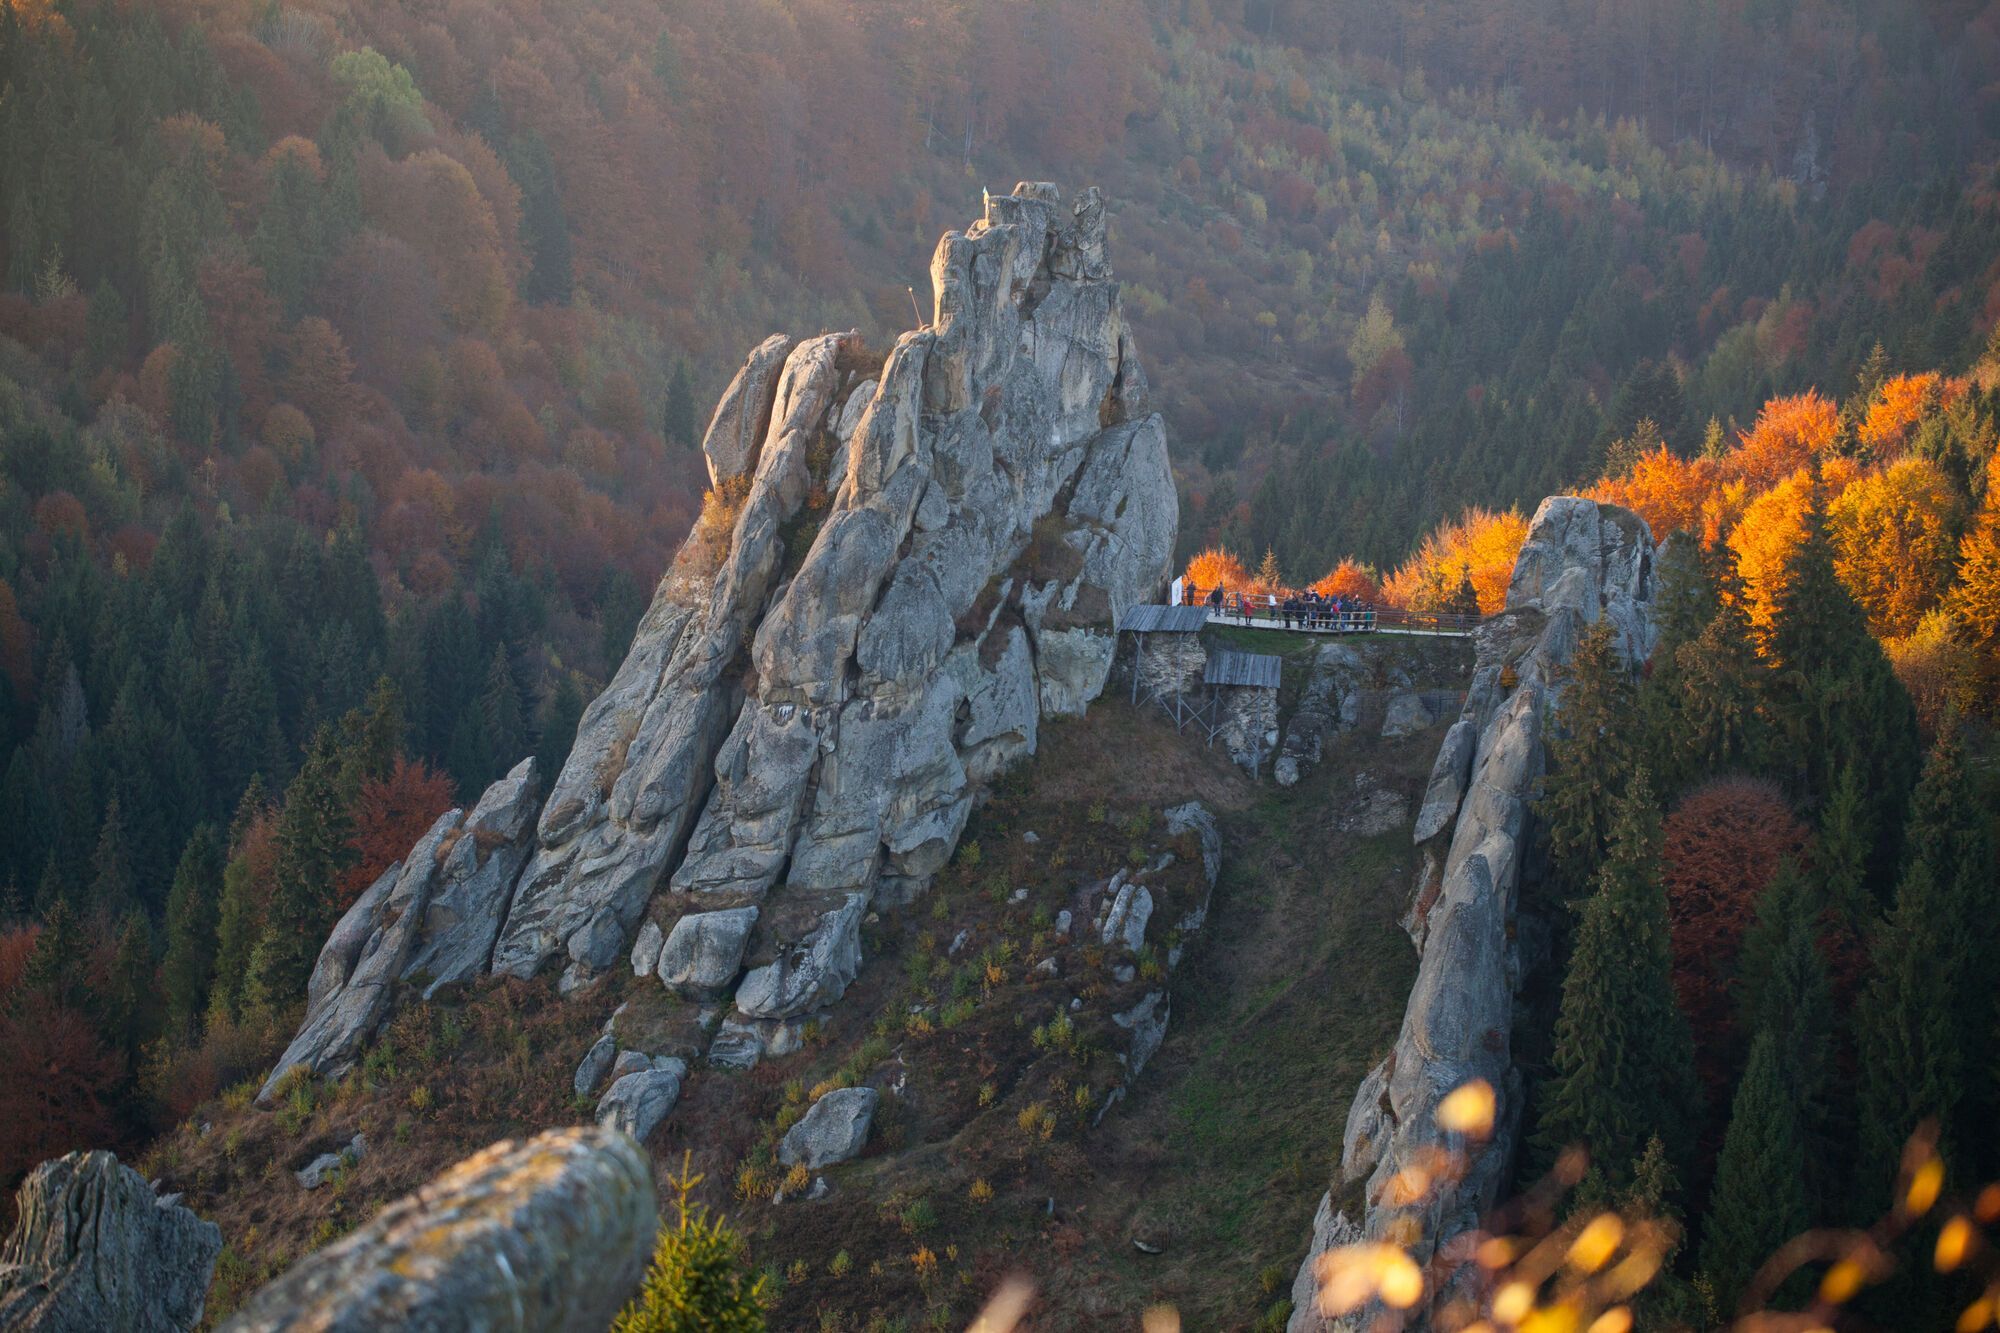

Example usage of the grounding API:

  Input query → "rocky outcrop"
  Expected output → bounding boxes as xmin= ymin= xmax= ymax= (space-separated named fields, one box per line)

xmin=487 ymin=183 xmax=1168 ymax=1022
xmin=270 ymin=185 xmax=1172 ymax=1139
xmin=219 ymin=1128 xmax=655 ymax=1333
xmin=258 ymin=759 xmax=540 ymax=1102
xmin=1285 ymin=496 xmax=1654 ymax=1322
xmin=779 ymin=1087 xmax=879 ymax=1168
xmin=0 ymin=1151 xmax=221 ymax=1333
xmin=1285 ymin=1192 xmax=1364 ymax=1333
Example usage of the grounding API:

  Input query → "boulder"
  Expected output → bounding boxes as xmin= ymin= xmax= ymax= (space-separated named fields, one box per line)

xmin=594 ymin=1064 xmax=687 ymax=1145
xmin=655 ymin=906 xmax=759 ymax=999
xmin=778 ymin=1087 xmax=879 ymax=1168
xmin=1113 ymin=991 xmax=1170 ymax=1075
xmin=572 ymin=1033 xmax=616 ymax=1099
xmin=1379 ymin=691 xmax=1439 ymax=739
xmin=295 ymin=1134 xmax=366 ymax=1191
xmin=1098 ymin=881 xmax=1153 ymax=953
xmin=629 ymin=920 xmax=664 ymax=976
xmin=734 ymin=893 xmax=867 ymax=1020
xmin=219 ymin=1128 xmax=655 ymax=1333
xmin=0 ymin=1151 xmax=221 ymax=1333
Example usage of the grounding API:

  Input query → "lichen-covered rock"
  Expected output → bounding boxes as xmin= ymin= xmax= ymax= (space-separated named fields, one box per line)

xmin=1113 ymin=991 xmax=1170 ymax=1075
xmin=261 ymin=761 xmax=540 ymax=1101
xmin=1311 ymin=497 xmax=1654 ymax=1294
xmin=0 ymin=1150 xmax=221 ymax=1333
xmin=778 ymin=1087 xmax=879 ymax=1168
xmin=219 ymin=1128 xmax=655 ymax=1333
xmin=594 ymin=1063 xmax=687 ymax=1145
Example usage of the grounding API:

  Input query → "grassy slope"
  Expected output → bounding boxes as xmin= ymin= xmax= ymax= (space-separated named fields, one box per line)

xmin=154 ymin=633 xmax=1474 ymax=1331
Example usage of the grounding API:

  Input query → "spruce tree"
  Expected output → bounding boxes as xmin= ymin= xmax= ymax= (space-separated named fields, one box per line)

xmin=243 ymin=727 xmax=352 ymax=1018
xmin=161 ymin=824 xmax=223 ymax=1035
xmin=1532 ymin=772 xmax=1701 ymax=1189
xmin=1766 ymin=493 xmax=1919 ymax=867
xmin=88 ymin=795 xmax=135 ymax=920
xmin=536 ymin=675 xmax=583 ymax=780
xmin=1699 ymin=1033 xmax=1810 ymax=1312
xmin=208 ymin=846 xmax=263 ymax=1026
xmin=1537 ymin=620 xmax=1638 ymax=899
xmin=102 ymin=910 xmax=159 ymax=1061
xmin=1855 ymin=859 xmax=1967 ymax=1204
xmin=479 ymin=646 xmax=525 ymax=781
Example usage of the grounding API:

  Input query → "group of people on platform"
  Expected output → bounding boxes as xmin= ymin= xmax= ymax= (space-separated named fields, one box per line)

xmin=1187 ymin=584 xmax=1380 ymax=632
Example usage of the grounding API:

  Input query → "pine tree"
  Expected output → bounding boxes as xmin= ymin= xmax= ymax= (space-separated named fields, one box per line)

xmin=1699 ymin=1033 xmax=1810 ymax=1312
xmin=208 ymin=846 xmax=263 ymax=1026
xmin=1537 ymin=621 xmax=1638 ymax=899
xmin=1533 ymin=772 xmax=1701 ymax=1189
xmin=1445 ymin=564 xmax=1480 ymax=617
xmin=161 ymin=824 xmax=223 ymax=1035
xmin=24 ymin=896 xmax=84 ymax=1008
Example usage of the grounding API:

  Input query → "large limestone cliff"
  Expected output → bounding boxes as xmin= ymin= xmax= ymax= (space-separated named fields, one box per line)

xmin=1288 ymin=496 xmax=1655 ymax=1332
xmin=266 ymin=183 xmax=1174 ymax=1096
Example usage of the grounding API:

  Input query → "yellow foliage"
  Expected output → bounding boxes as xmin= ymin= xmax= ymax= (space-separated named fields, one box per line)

xmin=1885 ymin=611 xmax=1975 ymax=733
xmin=1857 ymin=372 xmax=1943 ymax=457
xmin=1589 ymin=445 xmax=1711 ymax=542
xmin=1310 ymin=558 xmax=1381 ymax=603
xmin=1381 ymin=507 xmax=1529 ymax=614
xmin=1183 ymin=545 xmax=1250 ymax=593
xmin=1726 ymin=468 xmax=1817 ymax=643
xmin=1729 ymin=390 xmax=1839 ymax=489
xmin=1827 ymin=457 xmax=1961 ymax=637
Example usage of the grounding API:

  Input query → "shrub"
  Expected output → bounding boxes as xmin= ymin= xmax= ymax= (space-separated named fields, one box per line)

xmin=969 ymin=1178 xmax=994 ymax=1204
xmin=615 ymin=1153 xmax=768 ymax=1332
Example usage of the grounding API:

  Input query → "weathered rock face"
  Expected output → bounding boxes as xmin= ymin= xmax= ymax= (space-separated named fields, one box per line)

xmin=0 ymin=1151 xmax=221 ymax=1333
xmin=259 ymin=759 xmax=540 ymax=1102
xmin=1286 ymin=496 xmax=1655 ymax=1321
xmin=595 ymin=1061 xmax=688 ymax=1145
xmin=219 ymin=1128 xmax=656 ymax=1333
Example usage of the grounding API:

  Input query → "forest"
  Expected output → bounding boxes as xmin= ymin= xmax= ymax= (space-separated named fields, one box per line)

xmin=0 ymin=0 xmax=1997 ymax=1323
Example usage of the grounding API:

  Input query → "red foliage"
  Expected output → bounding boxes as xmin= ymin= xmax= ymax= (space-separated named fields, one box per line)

xmin=0 ymin=996 xmax=121 ymax=1227
xmin=341 ymin=755 xmax=459 ymax=909
xmin=0 ymin=924 xmax=40 ymax=997
xmin=1661 ymin=778 xmax=1809 ymax=1099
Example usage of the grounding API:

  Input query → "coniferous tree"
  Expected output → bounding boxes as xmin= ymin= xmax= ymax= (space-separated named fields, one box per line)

xmin=1699 ymin=1033 xmax=1810 ymax=1312
xmin=1538 ymin=620 xmax=1638 ymax=899
xmin=536 ymin=675 xmax=583 ymax=780
xmin=479 ymin=646 xmax=525 ymax=780
xmin=161 ymin=824 xmax=223 ymax=1035
xmin=1533 ymin=772 xmax=1701 ymax=1190
xmin=1766 ymin=493 xmax=1919 ymax=865
xmin=1855 ymin=859 xmax=1967 ymax=1204
xmin=87 ymin=795 xmax=135 ymax=920
xmin=242 ymin=727 xmax=351 ymax=1018
xmin=1739 ymin=871 xmax=1841 ymax=1211
xmin=102 ymin=910 xmax=159 ymax=1063
xmin=208 ymin=843 xmax=263 ymax=1026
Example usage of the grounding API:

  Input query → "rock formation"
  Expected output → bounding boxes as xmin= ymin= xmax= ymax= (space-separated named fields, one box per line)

xmin=266 ymin=184 xmax=1174 ymax=1131
xmin=0 ymin=1151 xmax=222 ymax=1333
xmin=218 ymin=1128 xmax=656 ymax=1333
xmin=1286 ymin=496 xmax=1654 ymax=1331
